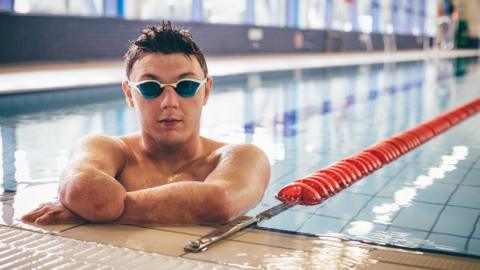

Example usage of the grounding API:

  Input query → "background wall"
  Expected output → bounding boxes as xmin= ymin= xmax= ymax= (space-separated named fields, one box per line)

xmin=0 ymin=13 xmax=429 ymax=65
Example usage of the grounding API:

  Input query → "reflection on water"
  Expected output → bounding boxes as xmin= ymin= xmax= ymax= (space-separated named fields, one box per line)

xmin=259 ymin=237 xmax=375 ymax=270
xmin=368 ymin=146 xmax=469 ymax=223
xmin=227 ymin=236 xmax=377 ymax=269
xmin=1 ymin=57 xmax=480 ymax=257
xmin=344 ymin=147 xmax=471 ymax=252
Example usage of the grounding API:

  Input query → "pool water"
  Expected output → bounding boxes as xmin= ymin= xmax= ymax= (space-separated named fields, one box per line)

xmin=1 ymin=57 xmax=479 ymax=258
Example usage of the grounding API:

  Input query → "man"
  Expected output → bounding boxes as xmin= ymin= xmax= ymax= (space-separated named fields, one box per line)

xmin=22 ymin=22 xmax=270 ymax=225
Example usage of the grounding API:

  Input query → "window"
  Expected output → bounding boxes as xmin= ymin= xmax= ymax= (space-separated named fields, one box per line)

xmin=298 ymin=0 xmax=326 ymax=29
xmin=255 ymin=0 xmax=286 ymax=27
xmin=425 ymin=0 xmax=438 ymax=37
xmin=203 ymin=0 xmax=246 ymax=24
xmin=124 ymin=0 xmax=192 ymax=21
xmin=358 ymin=0 xmax=374 ymax=33
xmin=14 ymin=0 xmax=103 ymax=16
xmin=380 ymin=0 xmax=393 ymax=33
xmin=331 ymin=1 xmax=350 ymax=31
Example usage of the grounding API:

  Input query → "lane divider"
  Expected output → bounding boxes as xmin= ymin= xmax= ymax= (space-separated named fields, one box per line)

xmin=276 ymin=97 xmax=480 ymax=205
xmin=185 ymin=97 xmax=480 ymax=253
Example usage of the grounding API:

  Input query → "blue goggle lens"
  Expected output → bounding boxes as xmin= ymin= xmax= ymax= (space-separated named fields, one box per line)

xmin=136 ymin=80 xmax=202 ymax=99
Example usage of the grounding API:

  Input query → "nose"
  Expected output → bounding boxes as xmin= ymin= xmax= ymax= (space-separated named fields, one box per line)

xmin=159 ymin=86 xmax=180 ymax=109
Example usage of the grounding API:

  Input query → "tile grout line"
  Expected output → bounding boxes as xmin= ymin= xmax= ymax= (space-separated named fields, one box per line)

xmin=237 ymin=225 xmax=480 ymax=264
xmin=298 ymin=206 xmax=480 ymax=240
xmin=345 ymin=161 xmax=412 ymax=233
xmin=464 ymin=213 xmax=480 ymax=253
xmin=423 ymin=163 xmax=475 ymax=242
xmin=383 ymin=141 xmax=478 ymax=234
xmin=57 ymin=222 xmax=89 ymax=233
xmin=464 ymin=154 xmax=480 ymax=252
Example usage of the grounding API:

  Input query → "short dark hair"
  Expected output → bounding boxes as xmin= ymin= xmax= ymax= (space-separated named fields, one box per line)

xmin=124 ymin=22 xmax=208 ymax=79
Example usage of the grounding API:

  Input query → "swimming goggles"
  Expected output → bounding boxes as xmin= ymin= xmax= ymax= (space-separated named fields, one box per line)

xmin=128 ymin=78 xmax=208 ymax=99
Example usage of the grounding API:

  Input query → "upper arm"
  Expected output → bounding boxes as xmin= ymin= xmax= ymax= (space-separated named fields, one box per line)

xmin=204 ymin=144 xmax=271 ymax=216
xmin=58 ymin=134 xmax=127 ymax=221
xmin=63 ymin=134 xmax=126 ymax=179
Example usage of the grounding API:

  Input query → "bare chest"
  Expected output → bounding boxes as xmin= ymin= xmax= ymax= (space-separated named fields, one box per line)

xmin=117 ymin=157 xmax=218 ymax=191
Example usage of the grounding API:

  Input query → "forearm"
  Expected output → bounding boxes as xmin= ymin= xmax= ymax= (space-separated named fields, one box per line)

xmin=59 ymin=168 xmax=126 ymax=222
xmin=116 ymin=182 xmax=235 ymax=225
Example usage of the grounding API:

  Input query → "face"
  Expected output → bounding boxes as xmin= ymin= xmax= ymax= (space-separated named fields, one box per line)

xmin=122 ymin=53 xmax=212 ymax=146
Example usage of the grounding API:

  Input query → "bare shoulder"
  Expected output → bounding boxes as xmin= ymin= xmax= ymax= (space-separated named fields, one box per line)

xmin=201 ymin=137 xmax=268 ymax=163
xmin=209 ymin=142 xmax=270 ymax=180
xmin=67 ymin=134 xmax=129 ymax=176
xmin=76 ymin=134 xmax=127 ymax=154
xmin=216 ymin=143 xmax=268 ymax=161
xmin=70 ymin=134 xmax=129 ymax=168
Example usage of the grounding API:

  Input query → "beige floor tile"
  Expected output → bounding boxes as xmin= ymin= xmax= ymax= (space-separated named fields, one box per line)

xmin=231 ymin=227 xmax=374 ymax=253
xmin=140 ymin=224 xmax=217 ymax=236
xmin=144 ymin=217 xmax=328 ymax=250
xmin=230 ymin=227 xmax=332 ymax=250
xmin=0 ymin=192 xmax=15 ymax=201
xmin=369 ymin=249 xmax=480 ymax=270
xmin=3 ymin=220 xmax=82 ymax=235
xmin=357 ymin=262 xmax=426 ymax=270
xmin=60 ymin=224 xmax=201 ymax=257
xmin=183 ymin=237 xmax=379 ymax=269
xmin=185 ymin=227 xmax=480 ymax=270
xmin=186 ymin=232 xmax=480 ymax=270
xmin=184 ymin=239 xmax=300 ymax=269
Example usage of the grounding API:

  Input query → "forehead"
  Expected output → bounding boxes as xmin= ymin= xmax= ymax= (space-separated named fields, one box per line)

xmin=131 ymin=52 xmax=203 ymax=80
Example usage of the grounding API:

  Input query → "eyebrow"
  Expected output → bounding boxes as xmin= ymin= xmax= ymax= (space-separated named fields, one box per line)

xmin=177 ymin=71 xmax=199 ymax=79
xmin=140 ymin=73 xmax=159 ymax=80
xmin=139 ymin=72 xmax=200 ymax=81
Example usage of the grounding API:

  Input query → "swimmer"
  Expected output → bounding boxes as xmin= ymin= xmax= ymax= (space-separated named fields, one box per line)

xmin=22 ymin=22 xmax=270 ymax=225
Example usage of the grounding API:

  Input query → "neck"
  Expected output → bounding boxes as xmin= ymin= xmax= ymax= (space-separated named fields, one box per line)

xmin=140 ymin=130 xmax=204 ymax=165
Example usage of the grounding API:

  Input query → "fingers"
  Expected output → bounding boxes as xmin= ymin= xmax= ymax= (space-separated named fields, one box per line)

xmin=21 ymin=202 xmax=84 ymax=225
xmin=21 ymin=202 xmax=60 ymax=224
xmin=58 ymin=211 xmax=84 ymax=224
xmin=21 ymin=206 xmax=49 ymax=222
xmin=35 ymin=210 xmax=83 ymax=225
xmin=35 ymin=212 xmax=57 ymax=225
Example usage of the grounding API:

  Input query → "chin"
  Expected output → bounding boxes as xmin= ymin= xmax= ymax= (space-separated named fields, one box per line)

xmin=156 ymin=131 xmax=189 ymax=146
xmin=160 ymin=136 xmax=185 ymax=146
xmin=145 ymin=123 xmax=196 ymax=146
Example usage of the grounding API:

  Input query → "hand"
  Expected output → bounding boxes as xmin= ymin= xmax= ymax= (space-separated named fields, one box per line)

xmin=21 ymin=201 xmax=86 ymax=225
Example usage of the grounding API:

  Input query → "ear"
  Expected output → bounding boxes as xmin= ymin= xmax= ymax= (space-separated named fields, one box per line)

xmin=202 ymin=77 xmax=213 ymax=106
xmin=121 ymin=81 xmax=135 ymax=108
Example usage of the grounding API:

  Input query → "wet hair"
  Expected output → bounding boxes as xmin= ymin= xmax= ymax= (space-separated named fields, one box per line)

xmin=124 ymin=21 xmax=208 ymax=79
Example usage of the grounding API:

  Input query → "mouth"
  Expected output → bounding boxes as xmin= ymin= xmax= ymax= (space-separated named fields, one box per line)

xmin=158 ymin=118 xmax=182 ymax=127
xmin=159 ymin=118 xmax=181 ymax=123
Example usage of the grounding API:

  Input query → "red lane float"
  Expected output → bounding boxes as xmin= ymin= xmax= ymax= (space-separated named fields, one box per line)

xmin=277 ymin=97 xmax=480 ymax=205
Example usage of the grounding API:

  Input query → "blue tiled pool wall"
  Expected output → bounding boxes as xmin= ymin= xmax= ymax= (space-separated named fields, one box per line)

xmin=0 ymin=85 xmax=125 ymax=117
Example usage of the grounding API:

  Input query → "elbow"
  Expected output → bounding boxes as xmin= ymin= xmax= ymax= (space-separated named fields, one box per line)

xmin=200 ymin=186 xmax=237 ymax=224
xmin=60 ymin=172 xmax=126 ymax=223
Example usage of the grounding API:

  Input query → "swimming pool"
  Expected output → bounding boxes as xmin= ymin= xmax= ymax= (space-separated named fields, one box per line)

xmin=1 ymin=57 xmax=479 ymax=258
